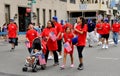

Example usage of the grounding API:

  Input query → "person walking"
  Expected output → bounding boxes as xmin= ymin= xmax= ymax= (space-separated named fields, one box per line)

xmin=26 ymin=23 xmax=38 ymax=54
xmin=74 ymin=17 xmax=88 ymax=70
xmin=7 ymin=19 xmax=18 ymax=52
xmin=52 ymin=16 xmax=63 ymax=59
xmin=2 ymin=23 xmax=8 ymax=41
xmin=42 ymin=20 xmax=59 ymax=66
xmin=60 ymin=27 xmax=74 ymax=69
xmin=87 ymin=19 xmax=96 ymax=47
xmin=111 ymin=19 xmax=120 ymax=46
xmin=95 ymin=19 xmax=104 ymax=46
xmin=101 ymin=19 xmax=111 ymax=49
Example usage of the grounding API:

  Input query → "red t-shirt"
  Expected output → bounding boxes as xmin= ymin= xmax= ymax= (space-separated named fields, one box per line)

xmin=8 ymin=23 xmax=18 ymax=38
xmin=54 ymin=22 xmax=63 ymax=40
xmin=26 ymin=29 xmax=38 ymax=47
xmin=63 ymin=32 xmax=74 ymax=54
xmin=102 ymin=23 xmax=111 ymax=34
xmin=95 ymin=23 xmax=104 ymax=34
xmin=112 ymin=23 xmax=120 ymax=32
xmin=75 ymin=24 xmax=88 ymax=46
xmin=42 ymin=27 xmax=58 ymax=51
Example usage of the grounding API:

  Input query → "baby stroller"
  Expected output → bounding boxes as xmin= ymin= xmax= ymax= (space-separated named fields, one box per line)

xmin=22 ymin=37 xmax=46 ymax=72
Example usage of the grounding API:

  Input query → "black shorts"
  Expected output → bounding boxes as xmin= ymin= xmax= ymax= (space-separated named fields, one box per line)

xmin=9 ymin=38 xmax=18 ymax=46
xmin=101 ymin=34 xmax=109 ymax=39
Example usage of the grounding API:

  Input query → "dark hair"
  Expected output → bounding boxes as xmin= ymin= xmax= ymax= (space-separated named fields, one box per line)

xmin=32 ymin=37 xmax=41 ymax=51
xmin=65 ymin=26 xmax=71 ymax=32
xmin=79 ymin=17 xmax=86 ymax=28
xmin=48 ymin=20 xmax=55 ymax=28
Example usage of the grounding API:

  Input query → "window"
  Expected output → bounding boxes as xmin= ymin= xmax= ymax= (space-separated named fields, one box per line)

xmin=49 ymin=10 xmax=52 ymax=20
xmin=54 ymin=10 xmax=57 ymax=16
xmin=36 ymin=8 xmax=40 ymax=24
xmin=60 ymin=0 xmax=67 ymax=2
xmin=5 ymin=5 xmax=10 ymax=24
xmin=70 ymin=0 xmax=76 ymax=4
xmin=43 ymin=9 xmax=46 ymax=26
xmin=84 ymin=12 xmax=96 ymax=17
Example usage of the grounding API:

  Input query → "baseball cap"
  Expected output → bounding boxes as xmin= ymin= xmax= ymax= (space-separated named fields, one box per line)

xmin=10 ymin=18 xmax=14 ymax=22
xmin=52 ymin=16 xmax=58 ymax=22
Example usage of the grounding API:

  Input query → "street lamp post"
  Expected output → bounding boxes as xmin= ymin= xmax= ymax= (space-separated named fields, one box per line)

xmin=27 ymin=0 xmax=36 ymax=23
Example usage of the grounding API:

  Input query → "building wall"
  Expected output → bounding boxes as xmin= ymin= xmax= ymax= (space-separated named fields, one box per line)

xmin=0 ymin=0 xmax=67 ymax=30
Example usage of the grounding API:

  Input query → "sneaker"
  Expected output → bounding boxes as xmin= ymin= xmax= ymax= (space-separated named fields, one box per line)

xmin=77 ymin=64 xmax=84 ymax=70
xmin=60 ymin=65 xmax=65 ymax=69
xmin=89 ymin=45 xmax=93 ymax=48
xmin=58 ymin=55 xmax=62 ymax=59
xmin=105 ymin=45 xmax=108 ymax=49
xmin=70 ymin=64 xmax=74 ymax=68
xmin=114 ymin=44 xmax=117 ymax=47
xmin=10 ymin=48 xmax=14 ymax=52
xmin=53 ymin=62 xmax=59 ymax=66
xmin=102 ymin=44 xmax=106 ymax=49
xmin=48 ymin=56 xmax=54 ymax=60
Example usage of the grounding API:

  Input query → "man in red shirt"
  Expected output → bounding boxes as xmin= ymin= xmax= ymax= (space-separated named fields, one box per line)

xmin=112 ymin=20 xmax=120 ymax=46
xmin=52 ymin=16 xmax=63 ymax=59
xmin=101 ymin=19 xmax=111 ymax=49
xmin=7 ymin=19 xmax=18 ymax=51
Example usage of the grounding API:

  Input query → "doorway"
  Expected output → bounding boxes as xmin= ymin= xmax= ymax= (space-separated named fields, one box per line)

xmin=18 ymin=7 xmax=31 ymax=32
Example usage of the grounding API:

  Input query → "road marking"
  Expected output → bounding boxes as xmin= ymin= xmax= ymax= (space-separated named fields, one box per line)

xmin=96 ymin=57 xmax=119 ymax=60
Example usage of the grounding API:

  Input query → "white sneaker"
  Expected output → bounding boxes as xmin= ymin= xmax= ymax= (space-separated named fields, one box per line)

xmin=48 ymin=56 xmax=54 ymax=60
xmin=105 ymin=45 xmax=108 ymax=49
xmin=58 ymin=55 xmax=62 ymax=59
xmin=102 ymin=44 xmax=106 ymax=49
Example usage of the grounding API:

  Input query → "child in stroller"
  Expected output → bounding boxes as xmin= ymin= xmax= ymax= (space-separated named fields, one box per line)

xmin=22 ymin=37 xmax=46 ymax=72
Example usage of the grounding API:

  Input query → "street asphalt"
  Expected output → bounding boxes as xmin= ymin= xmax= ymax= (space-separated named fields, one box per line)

xmin=0 ymin=36 xmax=120 ymax=76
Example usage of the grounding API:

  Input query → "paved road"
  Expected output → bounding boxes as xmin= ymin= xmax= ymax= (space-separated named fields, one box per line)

xmin=0 ymin=38 xmax=120 ymax=76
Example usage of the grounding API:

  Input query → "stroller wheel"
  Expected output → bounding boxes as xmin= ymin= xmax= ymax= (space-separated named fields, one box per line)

xmin=32 ymin=68 xmax=37 ymax=72
xmin=41 ymin=65 xmax=46 ymax=70
xmin=22 ymin=67 xmax=28 ymax=72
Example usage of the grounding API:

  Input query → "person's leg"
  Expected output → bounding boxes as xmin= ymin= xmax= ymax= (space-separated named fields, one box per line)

xmin=113 ymin=32 xmax=116 ymax=44
xmin=60 ymin=53 xmax=67 ymax=69
xmin=48 ymin=51 xmax=54 ymax=60
xmin=89 ymin=31 xmax=94 ymax=47
xmin=105 ymin=34 xmax=109 ymax=48
xmin=57 ymin=39 xmax=62 ymax=59
xmin=101 ymin=35 xmax=105 ymax=48
xmin=87 ymin=32 xmax=91 ymax=47
xmin=10 ymin=38 xmax=15 ymax=52
xmin=77 ymin=46 xmax=84 ymax=70
xmin=53 ymin=51 xmax=59 ymax=66
xmin=63 ymin=53 xmax=67 ymax=65
xmin=115 ymin=33 xmax=119 ymax=45
xmin=70 ymin=54 xmax=74 ymax=67
xmin=45 ymin=49 xmax=49 ymax=63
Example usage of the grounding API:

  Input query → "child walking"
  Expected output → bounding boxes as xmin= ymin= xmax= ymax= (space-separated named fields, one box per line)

xmin=60 ymin=27 xmax=74 ymax=69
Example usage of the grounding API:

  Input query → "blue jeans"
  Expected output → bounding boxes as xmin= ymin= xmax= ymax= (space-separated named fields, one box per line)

xmin=113 ymin=32 xmax=119 ymax=44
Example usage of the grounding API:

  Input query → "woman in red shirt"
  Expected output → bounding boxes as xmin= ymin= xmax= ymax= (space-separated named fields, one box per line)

xmin=26 ymin=23 xmax=38 ymax=54
xmin=42 ymin=20 xmax=59 ymax=66
xmin=74 ymin=17 xmax=88 ymax=70
xmin=8 ymin=19 xmax=18 ymax=52
xmin=112 ymin=20 xmax=120 ymax=46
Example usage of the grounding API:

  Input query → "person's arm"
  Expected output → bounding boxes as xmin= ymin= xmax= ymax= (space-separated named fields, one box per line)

xmin=74 ymin=28 xmax=83 ymax=34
